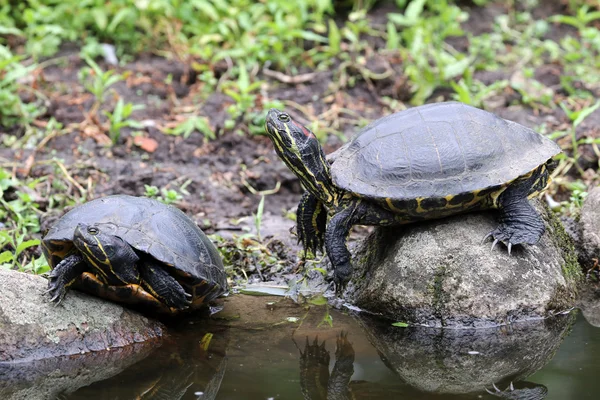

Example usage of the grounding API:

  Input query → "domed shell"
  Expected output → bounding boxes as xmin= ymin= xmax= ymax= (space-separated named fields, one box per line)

xmin=43 ymin=195 xmax=227 ymax=295
xmin=330 ymin=102 xmax=561 ymax=200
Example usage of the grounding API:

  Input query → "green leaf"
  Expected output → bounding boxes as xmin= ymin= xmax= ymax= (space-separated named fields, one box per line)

xmin=392 ymin=321 xmax=409 ymax=327
xmin=16 ymin=239 xmax=40 ymax=257
xmin=405 ymin=0 xmax=426 ymax=20
xmin=328 ymin=19 xmax=341 ymax=53
xmin=386 ymin=21 xmax=400 ymax=49
xmin=573 ymin=100 xmax=600 ymax=127
xmin=297 ymin=30 xmax=328 ymax=43
xmin=107 ymin=8 xmax=134 ymax=33
xmin=254 ymin=195 xmax=265 ymax=239
xmin=92 ymin=9 xmax=108 ymax=31
xmin=0 ymin=251 xmax=13 ymax=264
xmin=308 ymin=295 xmax=328 ymax=306
xmin=442 ymin=57 xmax=471 ymax=79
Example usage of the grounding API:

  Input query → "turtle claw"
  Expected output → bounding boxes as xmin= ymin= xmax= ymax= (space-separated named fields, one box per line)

xmin=481 ymin=232 xmax=493 ymax=245
xmin=490 ymin=238 xmax=500 ymax=252
xmin=508 ymin=242 xmax=512 ymax=256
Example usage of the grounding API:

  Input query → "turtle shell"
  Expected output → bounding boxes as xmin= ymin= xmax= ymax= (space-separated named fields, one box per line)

xmin=331 ymin=102 xmax=561 ymax=202
xmin=42 ymin=195 xmax=227 ymax=311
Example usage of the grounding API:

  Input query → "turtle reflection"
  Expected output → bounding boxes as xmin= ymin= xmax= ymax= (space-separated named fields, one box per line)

xmin=297 ymin=332 xmax=354 ymax=400
xmin=356 ymin=313 xmax=575 ymax=398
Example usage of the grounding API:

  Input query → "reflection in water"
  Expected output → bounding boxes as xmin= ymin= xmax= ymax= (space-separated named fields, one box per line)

xmin=65 ymin=326 xmax=229 ymax=400
xmin=0 ymin=342 xmax=158 ymax=400
xmin=297 ymin=332 xmax=354 ymax=400
xmin=357 ymin=313 xmax=575 ymax=398
xmin=486 ymin=382 xmax=548 ymax=400
xmin=4 ymin=300 xmax=598 ymax=399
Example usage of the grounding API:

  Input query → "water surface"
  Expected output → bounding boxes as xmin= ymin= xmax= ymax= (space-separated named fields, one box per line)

xmin=3 ymin=294 xmax=600 ymax=400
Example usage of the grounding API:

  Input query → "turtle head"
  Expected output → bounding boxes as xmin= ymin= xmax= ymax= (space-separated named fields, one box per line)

xmin=73 ymin=223 xmax=140 ymax=285
xmin=265 ymin=109 xmax=341 ymax=205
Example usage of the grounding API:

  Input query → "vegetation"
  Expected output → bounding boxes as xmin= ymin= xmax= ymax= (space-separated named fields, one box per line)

xmin=1 ymin=0 xmax=600 ymax=279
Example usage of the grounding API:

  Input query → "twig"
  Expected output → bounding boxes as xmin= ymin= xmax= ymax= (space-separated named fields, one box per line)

xmin=262 ymin=67 xmax=320 ymax=84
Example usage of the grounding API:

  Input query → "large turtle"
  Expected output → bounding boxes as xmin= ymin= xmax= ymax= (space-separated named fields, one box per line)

xmin=264 ymin=102 xmax=561 ymax=288
xmin=42 ymin=195 xmax=227 ymax=314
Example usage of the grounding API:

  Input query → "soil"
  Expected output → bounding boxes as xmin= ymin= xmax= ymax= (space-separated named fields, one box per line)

xmin=1 ymin=0 xmax=599 ymax=286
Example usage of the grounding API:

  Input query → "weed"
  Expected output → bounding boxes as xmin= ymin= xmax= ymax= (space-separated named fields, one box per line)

xmin=0 ymin=45 xmax=44 ymax=127
xmin=558 ymin=99 xmax=600 ymax=174
xmin=162 ymin=116 xmax=215 ymax=140
xmin=387 ymin=0 xmax=470 ymax=104
xmin=78 ymin=56 xmax=125 ymax=114
xmin=103 ymin=98 xmax=144 ymax=144
xmin=144 ymin=184 xmax=184 ymax=205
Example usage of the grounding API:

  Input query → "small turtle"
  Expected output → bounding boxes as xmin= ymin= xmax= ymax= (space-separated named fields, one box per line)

xmin=42 ymin=195 xmax=227 ymax=314
xmin=264 ymin=102 xmax=561 ymax=288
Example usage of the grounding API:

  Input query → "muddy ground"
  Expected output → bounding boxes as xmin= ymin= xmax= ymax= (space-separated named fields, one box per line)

xmin=2 ymin=1 xmax=599 ymax=286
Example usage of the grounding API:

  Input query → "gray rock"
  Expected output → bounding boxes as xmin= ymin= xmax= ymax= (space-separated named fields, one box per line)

xmin=357 ymin=312 xmax=574 ymax=395
xmin=579 ymin=186 xmax=600 ymax=270
xmin=0 ymin=269 xmax=164 ymax=363
xmin=578 ymin=285 xmax=600 ymax=327
xmin=346 ymin=201 xmax=581 ymax=327
xmin=0 ymin=342 xmax=156 ymax=400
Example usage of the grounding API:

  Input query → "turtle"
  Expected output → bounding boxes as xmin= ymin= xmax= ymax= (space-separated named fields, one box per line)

xmin=264 ymin=101 xmax=561 ymax=289
xmin=42 ymin=195 xmax=228 ymax=314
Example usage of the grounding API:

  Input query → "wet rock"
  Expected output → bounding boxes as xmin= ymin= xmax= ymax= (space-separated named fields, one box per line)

xmin=577 ymin=186 xmax=600 ymax=270
xmin=357 ymin=312 xmax=574 ymax=395
xmin=578 ymin=285 xmax=600 ymax=327
xmin=0 ymin=342 xmax=156 ymax=400
xmin=0 ymin=269 xmax=164 ymax=363
xmin=346 ymin=201 xmax=581 ymax=327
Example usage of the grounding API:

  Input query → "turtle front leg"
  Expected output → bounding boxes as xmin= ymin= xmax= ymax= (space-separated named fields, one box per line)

xmin=47 ymin=253 xmax=87 ymax=304
xmin=139 ymin=261 xmax=192 ymax=310
xmin=487 ymin=177 xmax=546 ymax=252
xmin=297 ymin=191 xmax=327 ymax=257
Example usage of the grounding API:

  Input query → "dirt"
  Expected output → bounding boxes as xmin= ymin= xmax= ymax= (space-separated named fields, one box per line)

xmin=2 ymin=0 xmax=599 ymax=285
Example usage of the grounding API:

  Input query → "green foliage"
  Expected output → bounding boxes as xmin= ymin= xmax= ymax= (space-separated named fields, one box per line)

xmin=103 ymin=98 xmax=144 ymax=144
xmin=0 ymin=168 xmax=48 ymax=273
xmin=387 ymin=0 xmax=470 ymax=104
xmin=78 ymin=56 xmax=125 ymax=109
xmin=558 ymin=99 xmax=600 ymax=174
xmin=162 ymin=116 xmax=215 ymax=140
xmin=2 ymin=0 xmax=333 ymax=67
xmin=144 ymin=184 xmax=184 ymax=205
xmin=0 ymin=45 xmax=44 ymax=127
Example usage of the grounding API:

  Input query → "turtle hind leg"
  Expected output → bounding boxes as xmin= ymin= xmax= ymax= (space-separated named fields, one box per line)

xmin=139 ymin=261 xmax=191 ymax=310
xmin=297 ymin=191 xmax=327 ymax=257
xmin=47 ymin=253 xmax=86 ymax=304
xmin=487 ymin=175 xmax=546 ymax=250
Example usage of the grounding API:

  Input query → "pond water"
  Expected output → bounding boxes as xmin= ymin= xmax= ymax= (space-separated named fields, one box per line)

xmin=2 ymin=294 xmax=600 ymax=400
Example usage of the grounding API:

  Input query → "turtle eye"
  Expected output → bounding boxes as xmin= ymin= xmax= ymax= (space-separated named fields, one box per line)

xmin=87 ymin=226 xmax=99 ymax=235
xmin=278 ymin=113 xmax=290 ymax=123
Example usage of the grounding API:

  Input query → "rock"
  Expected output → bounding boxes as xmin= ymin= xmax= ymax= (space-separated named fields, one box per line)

xmin=345 ymin=201 xmax=581 ymax=327
xmin=578 ymin=284 xmax=600 ymax=327
xmin=0 ymin=342 xmax=156 ymax=400
xmin=578 ymin=186 xmax=600 ymax=270
xmin=357 ymin=312 xmax=574 ymax=395
xmin=0 ymin=269 xmax=164 ymax=363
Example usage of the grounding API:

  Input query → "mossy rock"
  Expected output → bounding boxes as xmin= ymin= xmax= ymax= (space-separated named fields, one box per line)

xmin=345 ymin=200 xmax=582 ymax=328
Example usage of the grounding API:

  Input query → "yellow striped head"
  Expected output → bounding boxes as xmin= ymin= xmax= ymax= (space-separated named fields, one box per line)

xmin=265 ymin=109 xmax=340 ymax=205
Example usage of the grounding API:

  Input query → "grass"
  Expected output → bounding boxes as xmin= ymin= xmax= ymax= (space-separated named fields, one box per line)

xmin=2 ymin=0 xmax=600 ymax=278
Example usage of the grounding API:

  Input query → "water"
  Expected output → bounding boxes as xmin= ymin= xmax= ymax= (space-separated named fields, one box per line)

xmin=2 ymin=295 xmax=600 ymax=400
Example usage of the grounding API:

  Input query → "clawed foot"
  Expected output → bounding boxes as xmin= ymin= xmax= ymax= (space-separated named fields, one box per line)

xmin=298 ymin=230 xmax=324 ymax=258
xmin=483 ymin=224 xmax=543 ymax=255
xmin=163 ymin=288 xmax=193 ymax=310
xmin=46 ymin=276 xmax=67 ymax=305
xmin=332 ymin=262 xmax=353 ymax=295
